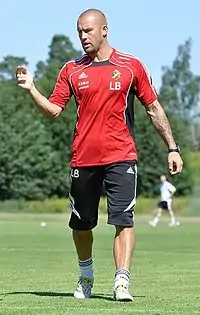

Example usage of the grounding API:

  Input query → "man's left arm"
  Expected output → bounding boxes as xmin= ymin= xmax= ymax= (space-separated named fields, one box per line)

xmin=145 ymin=99 xmax=183 ymax=175
xmin=133 ymin=58 xmax=183 ymax=175
xmin=145 ymin=99 xmax=176 ymax=148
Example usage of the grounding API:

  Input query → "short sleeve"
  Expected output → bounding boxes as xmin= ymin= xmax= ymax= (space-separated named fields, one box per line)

xmin=49 ymin=64 xmax=72 ymax=108
xmin=133 ymin=58 xmax=157 ymax=106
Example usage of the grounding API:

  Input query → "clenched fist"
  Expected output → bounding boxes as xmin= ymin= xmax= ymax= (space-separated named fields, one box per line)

xmin=16 ymin=66 xmax=34 ymax=90
xmin=168 ymin=152 xmax=183 ymax=175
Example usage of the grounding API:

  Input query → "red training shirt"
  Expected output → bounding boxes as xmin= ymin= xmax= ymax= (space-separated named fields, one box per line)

xmin=49 ymin=48 xmax=157 ymax=167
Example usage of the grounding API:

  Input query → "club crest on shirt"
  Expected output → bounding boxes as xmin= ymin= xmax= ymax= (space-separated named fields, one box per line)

xmin=112 ymin=69 xmax=121 ymax=80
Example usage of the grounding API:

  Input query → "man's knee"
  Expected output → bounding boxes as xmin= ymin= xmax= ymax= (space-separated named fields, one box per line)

xmin=69 ymin=212 xmax=98 ymax=230
xmin=115 ymin=225 xmax=134 ymax=235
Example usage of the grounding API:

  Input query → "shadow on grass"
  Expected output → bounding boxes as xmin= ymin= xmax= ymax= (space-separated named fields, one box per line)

xmin=4 ymin=291 xmax=145 ymax=301
xmin=5 ymin=291 xmax=112 ymax=301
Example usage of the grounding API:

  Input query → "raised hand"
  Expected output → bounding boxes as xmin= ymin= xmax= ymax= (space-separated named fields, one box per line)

xmin=16 ymin=66 xmax=33 ymax=90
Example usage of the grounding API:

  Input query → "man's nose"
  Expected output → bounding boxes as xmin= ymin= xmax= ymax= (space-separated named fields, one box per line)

xmin=81 ymin=32 xmax=87 ymax=41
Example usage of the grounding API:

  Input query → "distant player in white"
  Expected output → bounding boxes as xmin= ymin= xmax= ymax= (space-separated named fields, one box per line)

xmin=149 ymin=175 xmax=179 ymax=227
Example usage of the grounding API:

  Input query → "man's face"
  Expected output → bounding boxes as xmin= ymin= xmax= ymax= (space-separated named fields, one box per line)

xmin=160 ymin=175 xmax=166 ymax=183
xmin=77 ymin=15 xmax=107 ymax=54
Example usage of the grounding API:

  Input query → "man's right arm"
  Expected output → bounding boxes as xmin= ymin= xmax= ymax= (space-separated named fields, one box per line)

xmin=29 ymin=84 xmax=62 ymax=118
xmin=16 ymin=65 xmax=72 ymax=118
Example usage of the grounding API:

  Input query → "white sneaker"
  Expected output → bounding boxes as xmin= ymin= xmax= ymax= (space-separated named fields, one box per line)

xmin=113 ymin=284 xmax=133 ymax=302
xmin=169 ymin=221 xmax=180 ymax=227
xmin=74 ymin=277 xmax=94 ymax=299
xmin=149 ymin=220 xmax=157 ymax=227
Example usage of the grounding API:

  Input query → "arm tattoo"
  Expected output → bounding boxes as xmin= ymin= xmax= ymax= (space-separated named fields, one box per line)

xmin=146 ymin=100 xmax=176 ymax=148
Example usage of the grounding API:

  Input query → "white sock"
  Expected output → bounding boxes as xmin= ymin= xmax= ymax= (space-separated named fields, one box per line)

xmin=169 ymin=211 xmax=175 ymax=224
xmin=171 ymin=216 xmax=175 ymax=224
xmin=115 ymin=268 xmax=130 ymax=288
xmin=154 ymin=217 xmax=159 ymax=224
xmin=78 ymin=257 xmax=93 ymax=279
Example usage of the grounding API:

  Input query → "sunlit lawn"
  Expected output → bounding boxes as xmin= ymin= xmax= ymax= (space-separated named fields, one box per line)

xmin=0 ymin=213 xmax=199 ymax=314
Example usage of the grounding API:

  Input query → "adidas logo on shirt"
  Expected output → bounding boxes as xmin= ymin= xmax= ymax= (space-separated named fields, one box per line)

xmin=78 ymin=72 xmax=88 ymax=79
xmin=126 ymin=167 xmax=134 ymax=174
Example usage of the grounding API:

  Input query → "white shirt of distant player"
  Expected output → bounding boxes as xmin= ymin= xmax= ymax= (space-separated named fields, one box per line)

xmin=160 ymin=181 xmax=176 ymax=202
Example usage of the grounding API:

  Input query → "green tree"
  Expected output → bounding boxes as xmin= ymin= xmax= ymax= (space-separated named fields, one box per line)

xmin=35 ymin=35 xmax=82 ymax=86
xmin=34 ymin=35 xmax=82 ymax=196
xmin=0 ymin=79 xmax=61 ymax=200
xmin=159 ymin=38 xmax=200 ymax=119
xmin=134 ymin=101 xmax=192 ymax=197
xmin=159 ymin=38 xmax=200 ymax=151
xmin=0 ymin=36 xmax=82 ymax=200
xmin=0 ymin=56 xmax=28 ymax=80
xmin=156 ymin=38 xmax=199 ymax=194
xmin=158 ymin=39 xmax=200 ymax=192
xmin=134 ymin=38 xmax=200 ymax=196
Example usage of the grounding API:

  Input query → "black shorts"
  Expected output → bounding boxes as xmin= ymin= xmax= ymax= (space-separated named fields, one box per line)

xmin=68 ymin=161 xmax=137 ymax=230
xmin=158 ymin=201 xmax=169 ymax=211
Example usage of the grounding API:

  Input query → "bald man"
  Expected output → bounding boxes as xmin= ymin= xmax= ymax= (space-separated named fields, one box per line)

xmin=16 ymin=8 xmax=183 ymax=302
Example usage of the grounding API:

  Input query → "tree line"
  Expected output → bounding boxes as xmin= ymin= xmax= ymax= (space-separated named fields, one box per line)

xmin=0 ymin=35 xmax=200 ymax=200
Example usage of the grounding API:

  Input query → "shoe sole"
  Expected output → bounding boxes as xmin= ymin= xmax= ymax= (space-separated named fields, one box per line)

xmin=113 ymin=294 xmax=133 ymax=302
xmin=114 ymin=298 xmax=133 ymax=302
xmin=74 ymin=293 xmax=92 ymax=299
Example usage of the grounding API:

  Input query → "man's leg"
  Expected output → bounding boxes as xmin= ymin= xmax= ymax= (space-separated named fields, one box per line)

xmin=149 ymin=207 xmax=162 ymax=227
xmin=114 ymin=226 xmax=134 ymax=270
xmin=73 ymin=229 xmax=94 ymax=277
xmin=168 ymin=201 xmax=179 ymax=226
xmin=167 ymin=200 xmax=179 ymax=226
xmin=113 ymin=226 xmax=135 ymax=286
xmin=68 ymin=166 xmax=103 ymax=299
xmin=105 ymin=161 xmax=137 ymax=302
xmin=168 ymin=209 xmax=176 ymax=225
xmin=73 ymin=230 xmax=93 ymax=261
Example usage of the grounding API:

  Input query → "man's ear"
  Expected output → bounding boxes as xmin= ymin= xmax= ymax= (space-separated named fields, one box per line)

xmin=102 ymin=25 xmax=108 ymax=38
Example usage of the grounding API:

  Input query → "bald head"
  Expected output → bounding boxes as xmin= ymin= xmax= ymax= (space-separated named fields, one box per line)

xmin=77 ymin=8 xmax=109 ymax=55
xmin=78 ymin=8 xmax=107 ymax=25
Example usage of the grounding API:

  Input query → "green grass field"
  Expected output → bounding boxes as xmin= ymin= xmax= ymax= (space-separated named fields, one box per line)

xmin=0 ymin=214 xmax=200 ymax=315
